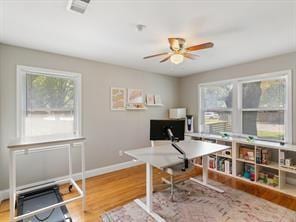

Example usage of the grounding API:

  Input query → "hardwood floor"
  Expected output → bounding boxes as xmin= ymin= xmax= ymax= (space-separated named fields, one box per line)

xmin=0 ymin=165 xmax=295 ymax=222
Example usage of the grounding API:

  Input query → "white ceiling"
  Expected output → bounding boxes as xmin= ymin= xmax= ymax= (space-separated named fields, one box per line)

xmin=0 ymin=0 xmax=296 ymax=77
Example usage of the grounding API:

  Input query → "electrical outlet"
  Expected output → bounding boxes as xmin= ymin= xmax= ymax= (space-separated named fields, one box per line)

xmin=119 ymin=150 xmax=123 ymax=156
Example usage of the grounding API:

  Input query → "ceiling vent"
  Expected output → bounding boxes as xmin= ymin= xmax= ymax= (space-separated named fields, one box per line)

xmin=67 ymin=0 xmax=91 ymax=14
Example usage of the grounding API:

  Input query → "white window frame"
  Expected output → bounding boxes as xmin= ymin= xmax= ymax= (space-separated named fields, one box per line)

xmin=16 ymin=65 xmax=82 ymax=138
xmin=198 ymin=70 xmax=292 ymax=143
xmin=198 ymin=80 xmax=234 ymax=134
xmin=237 ymin=70 xmax=292 ymax=143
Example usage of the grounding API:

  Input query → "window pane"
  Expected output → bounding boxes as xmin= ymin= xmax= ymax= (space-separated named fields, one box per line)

xmin=25 ymin=74 xmax=75 ymax=137
xmin=242 ymin=111 xmax=284 ymax=140
xmin=242 ymin=79 xmax=285 ymax=108
xmin=201 ymin=83 xmax=233 ymax=110
xmin=201 ymin=111 xmax=232 ymax=135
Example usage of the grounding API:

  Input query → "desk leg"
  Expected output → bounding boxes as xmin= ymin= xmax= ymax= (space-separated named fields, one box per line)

xmin=203 ymin=155 xmax=209 ymax=184
xmin=146 ymin=163 xmax=152 ymax=212
xmin=81 ymin=142 xmax=86 ymax=211
xmin=190 ymin=155 xmax=224 ymax=193
xmin=68 ymin=144 xmax=73 ymax=186
xmin=133 ymin=163 xmax=165 ymax=222
xmin=9 ymin=150 xmax=16 ymax=222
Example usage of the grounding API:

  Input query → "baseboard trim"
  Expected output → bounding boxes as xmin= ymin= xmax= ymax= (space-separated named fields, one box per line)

xmin=0 ymin=191 xmax=5 ymax=204
xmin=0 ymin=159 xmax=141 ymax=203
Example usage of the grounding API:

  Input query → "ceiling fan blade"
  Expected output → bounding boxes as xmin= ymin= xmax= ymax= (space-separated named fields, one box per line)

xmin=143 ymin=52 xmax=169 ymax=59
xmin=160 ymin=55 xmax=171 ymax=63
xmin=183 ymin=52 xmax=199 ymax=60
xmin=186 ymin=42 xmax=214 ymax=52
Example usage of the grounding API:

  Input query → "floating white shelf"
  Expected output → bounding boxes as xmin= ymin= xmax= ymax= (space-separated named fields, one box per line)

xmin=145 ymin=104 xmax=164 ymax=107
xmin=126 ymin=107 xmax=147 ymax=110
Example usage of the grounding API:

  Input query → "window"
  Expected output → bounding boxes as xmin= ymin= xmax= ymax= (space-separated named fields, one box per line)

xmin=199 ymin=71 xmax=292 ymax=142
xmin=200 ymin=82 xmax=233 ymax=134
xmin=240 ymin=77 xmax=288 ymax=141
xmin=17 ymin=66 xmax=81 ymax=138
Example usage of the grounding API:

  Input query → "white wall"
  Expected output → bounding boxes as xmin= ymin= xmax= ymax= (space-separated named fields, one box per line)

xmin=0 ymin=44 xmax=179 ymax=190
xmin=179 ymin=52 xmax=296 ymax=143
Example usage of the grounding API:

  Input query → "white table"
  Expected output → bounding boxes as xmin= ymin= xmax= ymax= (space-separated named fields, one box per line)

xmin=125 ymin=140 xmax=230 ymax=222
xmin=7 ymin=135 xmax=86 ymax=222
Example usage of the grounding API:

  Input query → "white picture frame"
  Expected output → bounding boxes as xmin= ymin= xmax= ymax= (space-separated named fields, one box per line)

xmin=146 ymin=94 xmax=155 ymax=105
xmin=127 ymin=88 xmax=144 ymax=104
xmin=154 ymin=94 xmax=162 ymax=105
xmin=111 ymin=87 xmax=126 ymax=111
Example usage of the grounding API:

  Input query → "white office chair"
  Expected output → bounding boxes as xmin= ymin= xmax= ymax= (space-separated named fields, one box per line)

xmin=151 ymin=140 xmax=194 ymax=201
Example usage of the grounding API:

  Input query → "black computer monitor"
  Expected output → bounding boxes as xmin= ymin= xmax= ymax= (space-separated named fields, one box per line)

xmin=150 ymin=119 xmax=185 ymax=141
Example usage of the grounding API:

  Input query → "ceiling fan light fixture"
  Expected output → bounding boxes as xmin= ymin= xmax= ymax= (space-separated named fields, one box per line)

xmin=143 ymin=38 xmax=213 ymax=64
xmin=172 ymin=40 xmax=180 ymax=51
xmin=170 ymin=54 xmax=184 ymax=64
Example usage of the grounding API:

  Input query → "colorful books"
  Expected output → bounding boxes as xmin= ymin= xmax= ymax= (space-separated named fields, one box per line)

xmin=217 ymin=158 xmax=232 ymax=174
xmin=243 ymin=163 xmax=255 ymax=181
xmin=256 ymin=147 xmax=262 ymax=164
xmin=262 ymin=149 xmax=271 ymax=164
xmin=208 ymin=156 xmax=216 ymax=169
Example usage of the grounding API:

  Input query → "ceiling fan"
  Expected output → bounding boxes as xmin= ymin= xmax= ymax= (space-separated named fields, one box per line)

xmin=143 ymin=38 xmax=214 ymax=64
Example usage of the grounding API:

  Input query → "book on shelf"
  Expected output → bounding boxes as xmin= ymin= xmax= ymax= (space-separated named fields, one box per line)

xmin=194 ymin=157 xmax=203 ymax=166
xmin=256 ymin=147 xmax=262 ymax=164
xmin=256 ymin=148 xmax=273 ymax=165
xmin=208 ymin=157 xmax=216 ymax=169
xmin=225 ymin=160 xmax=231 ymax=174
xmin=217 ymin=158 xmax=224 ymax=172
xmin=216 ymin=157 xmax=232 ymax=174
xmin=239 ymin=147 xmax=255 ymax=161
xmin=279 ymin=151 xmax=285 ymax=165
xmin=262 ymin=149 xmax=272 ymax=165
xmin=243 ymin=163 xmax=255 ymax=181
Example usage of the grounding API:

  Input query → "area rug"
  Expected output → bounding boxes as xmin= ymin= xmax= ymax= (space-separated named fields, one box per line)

xmin=101 ymin=178 xmax=296 ymax=222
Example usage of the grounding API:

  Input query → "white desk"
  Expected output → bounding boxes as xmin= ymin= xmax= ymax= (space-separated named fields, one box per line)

xmin=7 ymin=135 xmax=86 ymax=222
xmin=125 ymin=140 xmax=230 ymax=222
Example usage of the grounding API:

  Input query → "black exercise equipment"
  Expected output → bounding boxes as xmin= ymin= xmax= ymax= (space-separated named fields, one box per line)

xmin=17 ymin=185 xmax=72 ymax=222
